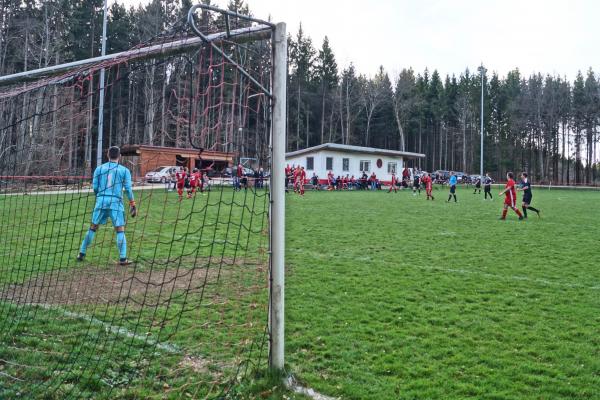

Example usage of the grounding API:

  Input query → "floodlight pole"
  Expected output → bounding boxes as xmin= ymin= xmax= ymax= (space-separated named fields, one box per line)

xmin=96 ymin=0 xmax=108 ymax=168
xmin=270 ymin=21 xmax=287 ymax=371
xmin=479 ymin=64 xmax=484 ymax=179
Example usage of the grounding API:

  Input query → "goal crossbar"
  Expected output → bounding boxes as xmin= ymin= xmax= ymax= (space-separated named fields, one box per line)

xmin=0 ymin=24 xmax=273 ymax=88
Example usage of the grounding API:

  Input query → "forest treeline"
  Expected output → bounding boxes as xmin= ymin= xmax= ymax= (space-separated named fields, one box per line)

xmin=1 ymin=0 xmax=598 ymax=183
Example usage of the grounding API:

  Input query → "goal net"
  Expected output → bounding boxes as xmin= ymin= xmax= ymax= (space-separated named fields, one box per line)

xmin=0 ymin=6 xmax=284 ymax=399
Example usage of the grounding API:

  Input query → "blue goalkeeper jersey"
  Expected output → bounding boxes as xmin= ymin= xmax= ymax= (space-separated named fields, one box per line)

xmin=449 ymin=175 xmax=457 ymax=186
xmin=93 ymin=161 xmax=134 ymax=211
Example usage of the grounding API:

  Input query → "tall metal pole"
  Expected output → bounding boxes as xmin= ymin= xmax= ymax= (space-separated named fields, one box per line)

xmin=269 ymin=22 xmax=287 ymax=371
xmin=479 ymin=64 xmax=484 ymax=179
xmin=96 ymin=0 xmax=108 ymax=168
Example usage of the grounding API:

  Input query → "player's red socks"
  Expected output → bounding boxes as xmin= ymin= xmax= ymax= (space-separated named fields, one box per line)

xmin=515 ymin=208 xmax=523 ymax=218
xmin=501 ymin=209 xmax=508 ymax=220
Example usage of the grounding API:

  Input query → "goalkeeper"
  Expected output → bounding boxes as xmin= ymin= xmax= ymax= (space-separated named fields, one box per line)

xmin=77 ymin=146 xmax=137 ymax=265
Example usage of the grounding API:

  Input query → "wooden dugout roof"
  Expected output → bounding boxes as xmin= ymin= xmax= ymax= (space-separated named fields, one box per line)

xmin=121 ymin=145 xmax=234 ymax=162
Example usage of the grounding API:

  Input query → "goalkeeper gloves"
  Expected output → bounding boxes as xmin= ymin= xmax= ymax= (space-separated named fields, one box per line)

xmin=129 ymin=200 xmax=137 ymax=218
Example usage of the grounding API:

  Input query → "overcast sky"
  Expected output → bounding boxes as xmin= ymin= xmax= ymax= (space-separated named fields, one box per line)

xmin=122 ymin=0 xmax=599 ymax=80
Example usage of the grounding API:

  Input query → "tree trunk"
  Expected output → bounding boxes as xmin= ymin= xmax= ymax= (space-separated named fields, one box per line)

xmin=320 ymin=86 xmax=326 ymax=144
xmin=394 ymin=112 xmax=406 ymax=151
xmin=305 ymin=109 xmax=309 ymax=148
xmin=296 ymin=81 xmax=301 ymax=150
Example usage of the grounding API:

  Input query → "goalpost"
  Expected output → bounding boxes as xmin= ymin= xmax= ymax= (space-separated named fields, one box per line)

xmin=0 ymin=4 xmax=286 ymax=398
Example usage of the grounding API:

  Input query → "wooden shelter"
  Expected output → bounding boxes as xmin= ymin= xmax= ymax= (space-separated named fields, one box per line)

xmin=121 ymin=145 xmax=234 ymax=179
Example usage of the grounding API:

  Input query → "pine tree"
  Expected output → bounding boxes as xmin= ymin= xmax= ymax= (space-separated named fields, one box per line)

xmin=572 ymin=71 xmax=585 ymax=183
xmin=393 ymin=68 xmax=416 ymax=152
xmin=315 ymin=36 xmax=338 ymax=144
xmin=288 ymin=24 xmax=316 ymax=150
xmin=583 ymin=69 xmax=599 ymax=183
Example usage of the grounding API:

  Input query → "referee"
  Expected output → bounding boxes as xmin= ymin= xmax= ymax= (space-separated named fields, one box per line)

xmin=447 ymin=171 xmax=457 ymax=203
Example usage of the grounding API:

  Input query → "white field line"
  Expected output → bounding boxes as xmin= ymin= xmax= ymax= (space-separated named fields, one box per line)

xmin=412 ymin=264 xmax=600 ymax=291
xmin=30 ymin=303 xmax=181 ymax=354
xmin=286 ymin=376 xmax=339 ymax=400
xmin=24 ymin=304 xmax=337 ymax=399
xmin=301 ymin=250 xmax=599 ymax=292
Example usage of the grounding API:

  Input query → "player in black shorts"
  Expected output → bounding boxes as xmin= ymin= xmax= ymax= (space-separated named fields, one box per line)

xmin=518 ymin=172 xmax=540 ymax=218
xmin=473 ymin=176 xmax=481 ymax=194
xmin=483 ymin=173 xmax=493 ymax=200
xmin=412 ymin=174 xmax=421 ymax=195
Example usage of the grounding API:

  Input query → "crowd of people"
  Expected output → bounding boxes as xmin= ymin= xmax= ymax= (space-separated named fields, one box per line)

xmin=166 ymin=167 xmax=209 ymax=201
xmin=285 ymin=165 xmax=426 ymax=193
xmin=232 ymin=163 xmax=267 ymax=191
xmin=284 ymin=164 xmax=541 ymax=220
xmin=166 ymin=162 xmax=542 ymax=221
xmin=164 ymin=163 xmax=270 ymax=200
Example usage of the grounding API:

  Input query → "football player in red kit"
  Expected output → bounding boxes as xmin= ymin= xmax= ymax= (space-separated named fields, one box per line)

xmin=292 ymin=166 xmax=300 ymax=193
xmin=175 ymin=168 xmax=187 ymax=201
xmin=423 ymin=173 xmax=434 ymax=200
xmin=187 ymin=168 xmax=201 ymax=198
xmin=499 ymin=171 xmax=524 ymax=220
xmin=388 ymin=172 xmax=398 ymax=193
xmin=298 ymin=166 xmax=306 ymax=196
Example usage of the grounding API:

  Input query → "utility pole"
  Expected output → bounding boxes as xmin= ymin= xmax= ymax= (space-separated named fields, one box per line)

xmin=96 ymin=0 xmax=108 ymax=168
xmin=478 ymin=64 xmax=485 ymax=179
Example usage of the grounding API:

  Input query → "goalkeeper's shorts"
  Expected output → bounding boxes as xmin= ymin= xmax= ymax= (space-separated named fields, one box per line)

xmin=92 ymin=208 xmax=126 ymax=227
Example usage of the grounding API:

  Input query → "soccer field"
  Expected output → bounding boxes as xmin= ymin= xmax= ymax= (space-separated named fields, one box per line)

xmin=0 ymin=185 xmax=599 ymax=399
xmin=285 ymin=186 xmax=600 ymax=399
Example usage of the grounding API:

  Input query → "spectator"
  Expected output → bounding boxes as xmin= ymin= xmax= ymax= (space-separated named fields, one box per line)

xmin=327 ymin=170 xmax=335 ymax=190
xmin=258 ymin=168 xmax=265 ymax=189
xmin=233 ymin=163 xmax=243 ymax=191
xmin=342 ymin=175 xmax=349 ymax=190
xmin=402 ymin=166 xmax=410 ymax=183
xmin=360 ymin=172 xmax=368 ymax=190
xmin=369 ymin=172 xmax=377 ymax=190
xmin=285 ymin=164 xmax=291 ymax=193
xmin=311 ymin=172 xmax=319 ymax=189
xmin=254 ymin=168 xmax=260 ymax=189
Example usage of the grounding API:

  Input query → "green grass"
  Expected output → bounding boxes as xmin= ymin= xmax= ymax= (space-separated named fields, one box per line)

xmin=285 ymin=186 xmax=600 ymax=399
xmin=1 ymin=185 xmax=599 ymax=399
xmin=0 ymin=186 xmax=304 ymax=399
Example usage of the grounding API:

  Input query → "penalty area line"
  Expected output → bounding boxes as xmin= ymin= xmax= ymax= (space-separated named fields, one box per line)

xmin=29 ymin=303 xmax=181 ymax=354
xmin=411 ymin=264 xmax=600 ymax=291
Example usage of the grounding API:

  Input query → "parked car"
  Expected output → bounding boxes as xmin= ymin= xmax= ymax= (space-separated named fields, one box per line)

xmin=432 ymin=170 xmax=450 ymax=182
xmin=454 ymin=172 xmax=467 ymax=182
xmin=145 ymin=166 xmax=182 ymax=183
xmin=469 ymin=175 xmax=483 ymax=184
xmin=221 ymin=167 xmax=255 ymax=177
xmin=206 ymin=168 xmax=226 ymax=178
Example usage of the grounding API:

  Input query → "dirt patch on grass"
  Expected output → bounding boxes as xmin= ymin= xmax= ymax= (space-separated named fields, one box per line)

xmin=0 ymin=258 xmax=267 ymax=307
